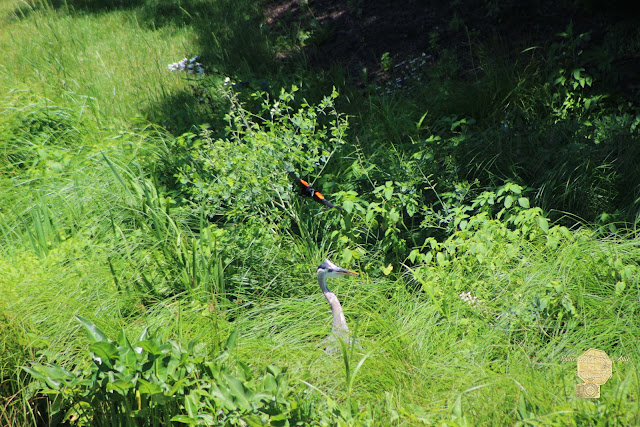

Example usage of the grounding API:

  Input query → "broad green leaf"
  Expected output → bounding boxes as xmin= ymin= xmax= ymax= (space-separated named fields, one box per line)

xmin=23 ymin=364 xmax=74 ymax=390
xmin=136 ymin=339 xmax=170 ymax=356
xmin=406 ymin=201 xmax=417 ymax=217
xmin=383 ymin=186 xmax=393 ymax=200
xmin=224 ymin=328 xmax=238 ymax=352
xmin=22 ymin=366 xmax=46 ymax=382
xmin=343 ymin=199 xmax=354 ymax=213
xmin=244 ymin=414 xmax=268 ymax=426
xmin=76 ymin=315 xmax=108 ymax=343
xmin=209 ymin=386 xmax=238 ymax=411
xmin=106 ymin=378 xmax=134 ymax=392
xmin=154 ymin=356 xmax=170 ymax=382
xmin=266 ymin=364 xmax=281 ymax=377
xmin=342 ymin=247 xmax=353 ymax=264
xmin=89 ymin=341 xmax=118 ymax=364
xmin=117 ymin=329 xmax=134 ymax=351
xmin=118 ymin=345 xmax=138 ymax=370
xmin=389 ymin=208 xmax=400 ymax=223
xmin=622 ymin=266 xmax=636 ymax=281
xmin=270 ymin=413 xmax=288 ymax=421
xmin=137 ymin=327 xmax=150 ymax=343
xmin=224 ymin=374 xmax=252 ymax=410
xmin=138 ymin=378 xmax=163 ymax=395
xmin=518 ymin=197 xmax=530 ymax=208
xmin=263 ymin=374 xmax=277 ymax=392
xmin=167 ymin=377 xmax=190 ymax=396
xmin=237 ymin=361 xmax=252 ymax=381
xmin=537 ymin=217 xmax=549 ymax=233
xmin=365 ymin=206 xmax=375 ymax=223
xmin=184 ymin=391 xmax=199 ymax=418
xmin=170 ymin=415 xmax=198 ymax=424
xmin=504 ymin=195 xmax=513 ymax=208
xmin=452 ymin=393 xmax=463 ymax=419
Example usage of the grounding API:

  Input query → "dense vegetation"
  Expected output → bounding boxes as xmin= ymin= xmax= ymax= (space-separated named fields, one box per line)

xmin=1 ymin=0 xmax=640 ymax=425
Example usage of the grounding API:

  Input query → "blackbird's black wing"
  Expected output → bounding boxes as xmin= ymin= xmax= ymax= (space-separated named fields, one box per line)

xmin=288 ymin=172 xmax=340 ymax=209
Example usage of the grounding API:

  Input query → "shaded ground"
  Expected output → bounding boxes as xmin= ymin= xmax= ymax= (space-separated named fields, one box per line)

xmin=265 ymin=0 xmax=640 ymax=91
xmin=25 ymin=0 xmax=638 ymax=97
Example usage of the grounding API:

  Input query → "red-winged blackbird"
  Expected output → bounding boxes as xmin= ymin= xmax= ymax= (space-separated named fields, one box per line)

xmin=289 ymin=172 xmax=340 ymax=209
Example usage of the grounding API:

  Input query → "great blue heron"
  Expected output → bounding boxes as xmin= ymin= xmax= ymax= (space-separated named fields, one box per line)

xmin=317 ymin=260 xmax=358 ymax=345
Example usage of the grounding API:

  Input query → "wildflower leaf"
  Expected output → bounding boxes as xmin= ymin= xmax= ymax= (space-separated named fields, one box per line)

xmin=343 ymin=200 xmax=354 ymax=213
xmin=382 ymin=264 xmax=393 ymax=275
xmin=504 ymin=195 xmax=514 ymax=208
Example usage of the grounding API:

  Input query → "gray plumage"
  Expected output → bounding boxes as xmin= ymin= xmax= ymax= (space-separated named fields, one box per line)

xmin=317 ymin=259 xmax=358 ymax=350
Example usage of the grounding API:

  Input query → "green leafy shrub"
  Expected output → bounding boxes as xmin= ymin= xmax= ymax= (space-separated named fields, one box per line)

xmin=153 ymin=85 xmax=356 ymax=298
xmin=24 ymin=316 xmax=316 ymax=426
xmin=168 ymin=85 xmax=348 ymax=223
xmin=383 ymin=22 xmax=640 ymax=226
xmin=409 ymin=183 xmax=568 ymax=273
xmin=407 ymin=184 xmax=577 ymax=323
xmin=406 ymin=181 xmax=640 ymax=349
xmin=325 ymin=179 xmax=423 ymax=269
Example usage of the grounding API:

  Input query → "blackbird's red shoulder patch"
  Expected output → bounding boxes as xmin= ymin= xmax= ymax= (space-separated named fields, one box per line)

xmin=289 ymin=172 xmax=340 ymax=209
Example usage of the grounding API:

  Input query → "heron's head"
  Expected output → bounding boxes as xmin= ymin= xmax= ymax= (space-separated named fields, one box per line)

xmin=317 ymin=259 xmax=358 ymax=279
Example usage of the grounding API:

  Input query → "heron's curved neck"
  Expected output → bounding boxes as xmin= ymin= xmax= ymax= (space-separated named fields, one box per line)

xmin=318 ymin=274 xmax=350 ymax=334
xmin=318 ymin=273 xmax=330 ymax=293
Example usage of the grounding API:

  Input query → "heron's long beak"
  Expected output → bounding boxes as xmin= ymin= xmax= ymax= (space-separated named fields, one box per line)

xmin=336 ymin=268 xmax=358 ymax=276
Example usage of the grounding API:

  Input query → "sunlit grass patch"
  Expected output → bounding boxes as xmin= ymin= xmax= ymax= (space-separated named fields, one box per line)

xmin=0 ymin=2 xmax=197 ymax=127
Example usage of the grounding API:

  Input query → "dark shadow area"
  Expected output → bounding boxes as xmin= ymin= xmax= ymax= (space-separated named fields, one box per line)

xmin=137 ymin=0 xmax=284 ymax=134
xmin=22 ymin=0 xmax=639 ymax=107
xmin=17 ymin=0 xmax=640 ymax=90
xmin=141 ymin=0 xmax=278 ymax=77
xmin=264 ymin=0 xmax=640 ymax=89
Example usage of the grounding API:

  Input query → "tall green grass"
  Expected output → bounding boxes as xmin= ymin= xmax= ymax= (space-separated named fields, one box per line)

xmin=1 ymin=0 xmax=640 ymax=425
xmin=0 ymin=0 xmax=197 ymax=127
xmin=228 ymin=232 xmax=640 ymax=424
